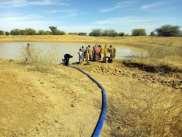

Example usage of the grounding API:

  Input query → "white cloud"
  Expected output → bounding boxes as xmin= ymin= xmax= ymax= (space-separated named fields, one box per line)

xmin=141 ymin=2 xmax=165 ymax=10
xmin=100 ymin=5 xmax=121 ymax=13
xmin=0 ymin=0 xmax=69 ymax=7
xmin=49 ymin=9 xmax=78 ymax=17
xmin=95 ymin=16 xmax=153 ymax=25
xmin=100 ymin=1 xmax=136 ymax=13
xmin=0 ymin=12 xmax=58 ymax=30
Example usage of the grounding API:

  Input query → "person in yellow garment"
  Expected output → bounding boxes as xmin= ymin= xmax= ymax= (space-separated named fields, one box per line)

xmin=85 ymin=46 xmax=90 ymax=63
xmin=87 ymin=45 xmax=93 ymax=61
xmin=103 ymin=45 xmax=109 ymax=63
xmin=108 ymin=45 xmax=116 ymax=63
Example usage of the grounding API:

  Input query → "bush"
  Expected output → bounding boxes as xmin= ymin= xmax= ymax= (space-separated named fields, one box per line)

xmin=150 ymin=32 xmax=156 ymax=36
xmin=49 ymin=26 xmax=65 ymax=35
xmin=0 ymin=30 xmax=4 ymax=35
xmin=5 ymin=32 xmax=10 ymax=36
xmin=118 ymin=32 xmax=125 ymax=36
xmin=78 ymin=32 xmax=87 ymax=36
xmin=24 ymin=28 xmax=37 ymax=35
xmin=10 ymin=29 xmax=21 ymax=35
xmin=102 ymin=29 xmax=118 ymax=37
xmin=89 ymin=29 xmax=121 ymax=37
xmin=156 ymin=25 xmax=180 ymax=37
xmin=38 ymin=30 xmax=51 ymax=35
xmin=89 ymin=29 xmax=103 ymax=36
xmin=132 ymin=29 xmax=147 ymax=36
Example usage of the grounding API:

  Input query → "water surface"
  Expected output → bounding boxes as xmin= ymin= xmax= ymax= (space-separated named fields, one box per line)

xmin=0 ymin=42 xmax=142 ymax=63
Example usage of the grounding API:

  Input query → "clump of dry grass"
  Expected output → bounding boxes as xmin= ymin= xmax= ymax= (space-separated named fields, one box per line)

xmin=131 ymin=45 xmax=182 ymax=69
xmin=19 ymin=45 xmax=59 ymax=73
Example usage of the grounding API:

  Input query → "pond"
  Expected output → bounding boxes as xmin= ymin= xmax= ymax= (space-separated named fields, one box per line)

xmin=0 ymin=42 xmax=143 ymax=63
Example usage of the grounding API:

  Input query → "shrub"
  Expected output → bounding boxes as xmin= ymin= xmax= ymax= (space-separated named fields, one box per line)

xmin=89 ymin=29 xmax=103 ymax=36
xmin=0 ymin=30 xmax=4 ymax=35
xmin=132 ymin=29 xmax=147 ymax=36
xmin=49 ymin=26 xmax=65 ymax=35
xmin=156 ymin=25 xmax=180 ymax=37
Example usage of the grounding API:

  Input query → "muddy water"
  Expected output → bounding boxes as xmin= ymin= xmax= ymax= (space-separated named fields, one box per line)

xmin=0 ymin=42 xmax=142 ymax=63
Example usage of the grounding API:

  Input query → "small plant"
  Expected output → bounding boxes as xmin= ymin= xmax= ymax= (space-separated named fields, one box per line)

xmin=20 ymin=44 xmax=59 ymax=73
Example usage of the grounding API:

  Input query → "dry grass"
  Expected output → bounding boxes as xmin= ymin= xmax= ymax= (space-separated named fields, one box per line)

xmin=0 ymin=35 xmax=182 ymax=46
xmin=19 ymin=45 xmax=59 ymax=73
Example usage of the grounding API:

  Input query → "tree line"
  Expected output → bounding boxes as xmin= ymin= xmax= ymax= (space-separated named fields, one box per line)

xmin=0 ymin=25 xmax=181 ymax=37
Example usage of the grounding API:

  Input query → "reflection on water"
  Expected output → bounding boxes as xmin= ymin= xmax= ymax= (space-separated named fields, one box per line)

xmin=0 ymin=42 xmax=141 ymax=63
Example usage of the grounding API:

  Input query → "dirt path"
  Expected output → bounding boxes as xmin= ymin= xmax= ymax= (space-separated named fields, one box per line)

xmin=0 ymin=60 xmax=101 ymax=137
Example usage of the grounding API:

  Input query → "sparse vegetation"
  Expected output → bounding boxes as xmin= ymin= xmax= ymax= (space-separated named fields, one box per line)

xmin=156 ymin=25 xmax=181 ymax=37
xmin=132 ymin=28 xmax=147 ymax=36
xmin=0 ymin=25 xmax=181 ymax=137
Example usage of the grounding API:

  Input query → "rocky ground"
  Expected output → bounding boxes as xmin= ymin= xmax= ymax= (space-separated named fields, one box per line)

xmin=80 ymin=61 xmax=182 ymax=137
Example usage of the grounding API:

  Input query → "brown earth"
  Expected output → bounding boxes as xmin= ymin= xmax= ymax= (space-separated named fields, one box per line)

xmin=0 ymin=59 xmax=101 ymax=137
xmin=80 ymin=61 xmax=182 ymax=137
xmin=0 ymin=59 xmax=182 ymax=137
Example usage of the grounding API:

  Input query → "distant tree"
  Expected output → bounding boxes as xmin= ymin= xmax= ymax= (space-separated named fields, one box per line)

xmin=10 ymin=29 xmax=22 ymax=35
xmin=156 ymin=25 xmax=180 ymax=37
xmin=49 ymin=26 xmax=65 ymax=35
xmin=179 ymin=30 xmax=182 ymax=37
xmin=78 ymin=32 xmax=87 ymax=36
xmin=102 ymin=29 xmax=118 ymax=37
xmin=132 ymin=29 xmax=146 ymax=36
xmin=89 ymin=29 xmax=103 ymax=36
xmin=24 ymin=28 xmax=36 ymax=35
xmin=68 ymin=32 xmax=78 ymax=35
xmin=5 ymin=32 xmax=10 ymax=36
xmin=38 ymin=30 xmax=51 ymax=35
xmin=118 ymin=32 xmax=125 ymax=37
xmin=150 ymin=31 xmax=156 ymax=36
xmin=0 ymin=30 xmax=4 ymax=35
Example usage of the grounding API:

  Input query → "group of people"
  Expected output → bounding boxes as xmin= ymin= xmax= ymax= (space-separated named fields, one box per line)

xmin=78 ymin=44 xmax=116 ymax=64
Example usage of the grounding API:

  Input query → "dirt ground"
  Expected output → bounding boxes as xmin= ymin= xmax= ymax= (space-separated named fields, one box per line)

xmin=0 ymin=59 xmax=101 ymax=137
xmin=80 ymin=61 xmax=182 ymax=137
xmin=0 ymin=59 xmax=181 ymax=137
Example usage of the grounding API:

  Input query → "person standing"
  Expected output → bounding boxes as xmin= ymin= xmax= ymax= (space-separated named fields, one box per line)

xmin=78 ymin=49 xmax=84 ymax=64
xmin=81 ymin=46 xmax=86 ymax=61
xmin=103 ymin=45 xmax=109 ymax=63
xmin=92 ymin=45 xmax=96 ymax=61
xmin=88 ymin=45 xmax=93 ymax=61
xmin=25 ymin=43 xmax=32 ymax=64
xmin=85 ymin=46 xmax=90 ymax=63
xmin=108 ymin=45 xmax=114 ymax=63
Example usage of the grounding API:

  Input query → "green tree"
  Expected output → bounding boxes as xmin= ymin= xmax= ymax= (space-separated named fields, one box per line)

xmin=102 ymin=29 xmax=118 ymax=37
xmin=38 ymin=30 xmax=51 ymax=35
xmin=132 ymin=29 xmax=146 ymax=36
xmin=49 ymin=26 xmax=65 ymax=35
xmin=5 ymin=32 xmax=10 ymax=36
xmin=78 ymin=32 xmax=87 ymax=36
xmin=156 ymin=25 xmax=180 ymax=37
xmin=150 ymin=31 xmax=156 ymax=36
xmin=10 ymin=29 xmax=22 ymax=35
xmin=89 ymin=29 xmax=103 ymax=36
xmin=24 ymin=28 xmax=36 ymax=35
xmin=118 ymin=32 xmax=125 ymax=37
xmin=0 ymin=30 xmax=4 ymax=35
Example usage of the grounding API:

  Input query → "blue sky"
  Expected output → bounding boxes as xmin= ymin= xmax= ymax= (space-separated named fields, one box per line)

xmin=0 ymin=0 xmax=181 ymax=33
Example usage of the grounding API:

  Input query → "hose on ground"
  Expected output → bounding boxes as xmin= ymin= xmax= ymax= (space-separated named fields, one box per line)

xmin=70 ymin=66 xmax=107 ymax=137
